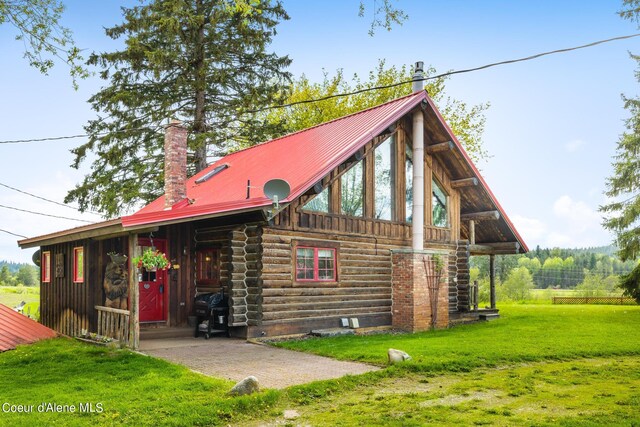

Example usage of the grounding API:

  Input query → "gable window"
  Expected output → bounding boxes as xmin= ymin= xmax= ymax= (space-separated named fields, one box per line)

xmin=341 ymin=160 xmax=364 ymax=217
xmin=195 ymin=248 xmax=220 ymax=285
xmin=73 ymin=247 xmax=84 ymax=283
xmin=42 ymin=251 xmax=51 ymax=283
xmin=296 ymin=247 xmax=336 ymax=282
xmin=374 ymin=135 xmax=396 ymax=221
xmin=303 ymin=187 xmax=329 ymax=213
xmin=432 ymin=178 xmax=448 ymax=228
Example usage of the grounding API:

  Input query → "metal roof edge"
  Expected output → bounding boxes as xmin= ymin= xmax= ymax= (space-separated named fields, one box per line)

xmin=122 ymin=203 xmax=269 ymax=230
xmin=17 ymin=219 xmax=124 ymax=249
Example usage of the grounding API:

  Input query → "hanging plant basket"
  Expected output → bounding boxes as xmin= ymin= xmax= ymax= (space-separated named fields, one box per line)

xmin=133 ymin=248 xmax=170 ymax=271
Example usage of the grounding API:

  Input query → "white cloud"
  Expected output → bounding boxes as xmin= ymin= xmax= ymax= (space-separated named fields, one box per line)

xmin=509 ymin=197 xmax=613 ymax=250
xmin=565 ymin=139 xmax=585 ymax=153
xmin=552 ymin=195 xmax=601 ymax=233
xmin=511 ymin=215 xmax=547 ymax=241
xmin=545 ymin=232 xmax=574 ymax=248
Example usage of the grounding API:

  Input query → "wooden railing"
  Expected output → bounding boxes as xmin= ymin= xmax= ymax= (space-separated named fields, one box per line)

xmin=552 ymin=296 xmax=637 ymax=305
xmin=95 ymin=305 xmax=130 ymax=345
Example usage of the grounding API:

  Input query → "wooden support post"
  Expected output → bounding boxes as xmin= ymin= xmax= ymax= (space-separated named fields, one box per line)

xmin=489 ymin=254 xmax=496 ymax=310
xmin=469 ymin=220 xmax=475 ymax=245
xmin=128 ymin=233 xmax=139 ymax=349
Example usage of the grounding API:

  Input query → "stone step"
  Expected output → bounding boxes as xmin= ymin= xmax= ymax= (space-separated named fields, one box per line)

xmin=310 ymin=328 xmax=356 ymax=337
xmin=479 ymin=313 xmax=500 ymax=321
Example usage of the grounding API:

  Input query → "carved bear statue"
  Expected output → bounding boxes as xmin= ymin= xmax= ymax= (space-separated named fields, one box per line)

xmin=104 ymin=255 xmax=129 ymax=310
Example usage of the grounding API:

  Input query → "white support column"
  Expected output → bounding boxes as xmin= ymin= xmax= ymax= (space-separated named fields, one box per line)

xmin=412 ymin=109 xmax=424 ymax=250
xmin=411 ymin=61 xmax=425 ymax=251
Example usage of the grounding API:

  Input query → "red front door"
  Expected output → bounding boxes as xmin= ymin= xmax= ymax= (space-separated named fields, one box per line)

xmin=137 ymin=238 xmax=168 ymax=322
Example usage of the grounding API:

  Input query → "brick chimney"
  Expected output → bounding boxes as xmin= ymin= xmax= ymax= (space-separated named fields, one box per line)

xmin=164 ymin=119 xmax=188 ymax=209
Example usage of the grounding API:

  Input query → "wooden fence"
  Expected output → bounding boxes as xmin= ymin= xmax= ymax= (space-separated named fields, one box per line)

xmin=552 ymin=296 xmax=637 ymax=305
xmin=95 ymin=305 xmax=130 ymax=345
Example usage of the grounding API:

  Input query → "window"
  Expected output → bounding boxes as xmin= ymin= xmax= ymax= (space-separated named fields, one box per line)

xmin=405 ymin=141 xmax=413 ymax=223
xmin=73 ymin=247 xmax=84 ymax=283
xmin=341 ymin=160 xmax=364 ymax=216
xmin=303 ymin=187 xmax=329 ymax=212
xmin=42 ymin=251 xmax=51 ymax=283
xmin=432 ymin=178 xmax=448 ymax=227
xmin=295 ymin=247 xmax=336 ymax=282
xmin=196 ymin=248 xmax=220 ymax=285
xmin=374 ymin=136 xmax=396 ymax=220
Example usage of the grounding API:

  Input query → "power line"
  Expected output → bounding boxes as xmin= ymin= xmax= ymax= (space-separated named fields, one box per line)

xmin=2 ymin=32 xmax=638 ymax=143
xmin=0 ymin=181 xmax=102 ymax=216
xmin=245 ymin=32 xmax=640 ymax=114
xmin=0 ymin=203 xmax=95 ymax=223
xmin=0 ymin=228 xmax=27 ymax=239
xmin=0 ymin=33 xmax=638 ymax=145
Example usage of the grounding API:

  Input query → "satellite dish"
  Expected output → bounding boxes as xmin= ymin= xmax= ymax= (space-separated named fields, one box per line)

xmin=263 ymin=179 xmax=290 ymax=204
xmin=32 ymin=249 xmax=41 ymax=267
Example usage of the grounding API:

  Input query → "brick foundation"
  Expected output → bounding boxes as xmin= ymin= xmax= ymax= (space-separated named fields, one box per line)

xmin=391 ymin=250 xmax=449 ymax=331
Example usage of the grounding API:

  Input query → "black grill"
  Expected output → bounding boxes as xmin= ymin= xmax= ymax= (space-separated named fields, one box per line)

xmin=194 ymin=291 xmax=229 ymax=338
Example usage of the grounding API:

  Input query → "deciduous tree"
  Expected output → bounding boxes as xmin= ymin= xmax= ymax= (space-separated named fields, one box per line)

xmin=0 ymin=0 xmax=87 ymax=87
xmin=262 ymin=60 xmax=490 ymax=163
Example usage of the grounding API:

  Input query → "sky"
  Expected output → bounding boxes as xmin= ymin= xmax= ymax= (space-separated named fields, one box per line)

xmin=0 ymin=0 xmax=638 ymax=263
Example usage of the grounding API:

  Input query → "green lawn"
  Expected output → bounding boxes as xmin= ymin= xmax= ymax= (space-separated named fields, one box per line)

xmin=274 ymin=304 xmax=640 ymax=369
xmin=260 ymin=356 xmax=640 ymax=426
xmin=0 ymin=339 xmax=279 ymax=426
xmin=1 ymin=304 xmax=639 ymax=426
xmin=0 ymin=285 xmax=39 ymax=315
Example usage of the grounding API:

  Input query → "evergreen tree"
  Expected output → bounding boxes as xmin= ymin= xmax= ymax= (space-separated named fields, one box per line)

xmin=0 ymin=265 xmax=11 ymax=285
xmin=600 ymin=0 xmax=640 ymax=302
xmin=66 ymin=0 xmax=292 ymax=216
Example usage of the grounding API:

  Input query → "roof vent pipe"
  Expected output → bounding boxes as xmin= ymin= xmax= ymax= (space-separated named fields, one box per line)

xmin=412 ymin=61 xmax=425 ymax=93
xmin=412 ymin=60 xmax=425 ymax=250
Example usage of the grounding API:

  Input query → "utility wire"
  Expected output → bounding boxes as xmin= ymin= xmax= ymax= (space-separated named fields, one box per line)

xmin=0 ymin=203 xmax=95 ymax=223
xmin=0 ymin=181 xmax=102 ymax=216
xmin=0 ymin=33 xmax=638 ymax=145
xmin=0 ymin=228 xmax=27 ymax=239
xmin=245 ymin=32 xmax=640 ymax=114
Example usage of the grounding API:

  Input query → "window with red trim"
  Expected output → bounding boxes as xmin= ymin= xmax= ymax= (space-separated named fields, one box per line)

xmin=73 ymin=247 xmax=84 ymax=283
xmin=42 ymin=251 xmax=51 ymax=283
xmin=195 ymin=248 xmax=220 ymax=285
xmin=295 ymin=247 xmax=336 ymax=282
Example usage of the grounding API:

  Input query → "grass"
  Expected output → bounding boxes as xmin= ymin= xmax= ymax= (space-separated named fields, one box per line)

xmin=258 ymin=357 xmax=640 ymax=426
xmin=0 ymin=285 xmax=39 ymax=310
xmin=0 ymin=339 xmax=280 ymax=426
xmin=274 ymin=304 xmax=640 ymax=370
xmin=1 ymin=304 xmax=639 ymax=426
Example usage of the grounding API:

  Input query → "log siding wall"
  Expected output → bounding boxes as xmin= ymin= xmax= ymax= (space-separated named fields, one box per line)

xmin=253 ymin=227 xmax=456 ymax=337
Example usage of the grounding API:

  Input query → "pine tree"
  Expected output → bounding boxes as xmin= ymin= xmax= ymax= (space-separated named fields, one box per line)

xmin=599 ymin=0 xmax=640 ymax=301
xmin=65 ymin=0 xmax=292 ymax=217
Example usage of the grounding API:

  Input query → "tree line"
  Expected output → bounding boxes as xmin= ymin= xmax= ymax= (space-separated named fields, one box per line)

xmin=0 ymin=261 xmax=39 ymax=287
xmin=470 ymin=246 xmax=637 ymax=302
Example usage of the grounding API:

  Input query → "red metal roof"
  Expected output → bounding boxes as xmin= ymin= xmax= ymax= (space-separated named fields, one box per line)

xmin=0 ymin=304 xmax=57 ymax=352
xmin=121 ymin=90 xmax=526 ymax=253
xmin=122 ymin=91 xmax=428 ymax=228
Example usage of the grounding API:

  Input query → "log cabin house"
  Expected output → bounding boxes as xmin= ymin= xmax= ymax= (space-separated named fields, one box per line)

xmin=18 ymin=64 xmax=527 ymax=348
